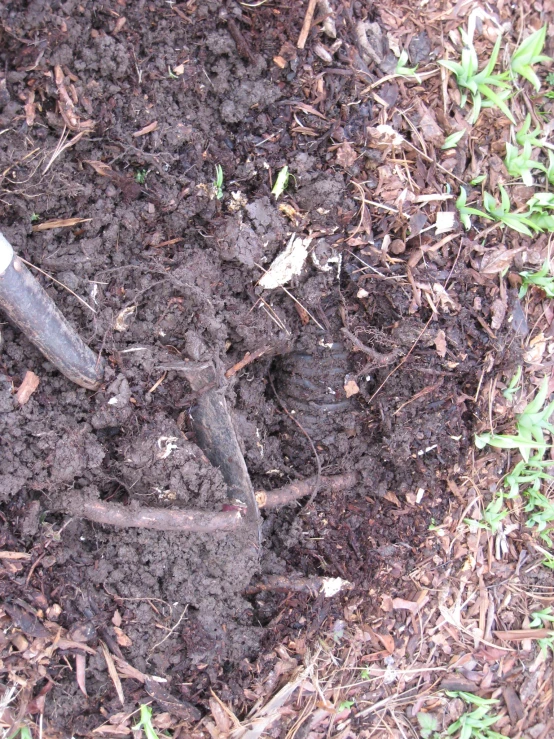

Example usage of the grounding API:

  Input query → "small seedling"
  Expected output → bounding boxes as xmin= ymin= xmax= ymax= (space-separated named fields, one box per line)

xmin=132 ymin=704 xmax=165 ymax=739
xmin=504 ymin=141 xmax=545 ymax=185
xmin=442 ymin=130 xmax=465 ymax=150
xmin=135 ymin=169 xmax=148 ymax=184
xmin=482 ymin=186 xmax=538 ymax=236
xmin=470 ymin=174 xmax=486 ymax=185
xmin=546 ymin=150 xmax=554 ymax=187
xmin=516 ymin=113 xmax=543 ymax=147
xmin=167 ymin=66 xmax=179 ymax=79
xmin=519 ymin=259 xmax=554 ymax=298
xmin=417 ymin=712 xmax=440 ymax=739
xmin=337 ymin=699 xmax=355 ymax=711
xmin=527 ymin=193 xmax=554 ymax=232
xmin=395 ymin=50 xmax=421 ymax=82
xmin=444 ymin=692 xmax=504 ymax=739
xmin=214 ymin=164 xmax=224 ymax=200
xmin=467 ymin=492 xmax=509 ymax=533
xmin=30 ymin=213 xmax=40 ymax=223
xmin=439 ymin=29 xmax=514 ymax=124
xmin=530 ymin=607 xmax=554 ymax=654
xmin=271 ymin=165 xmax=290 ymax=200
xmin=475 ymin=376 xmax=554 ymax=462
xmin=510 ymin=25 xmax=551 ymax=91
xmin=502 ymin=366 xmax=522 ymax=401
xmin=456 ymin=187 xmax=491 ymax=229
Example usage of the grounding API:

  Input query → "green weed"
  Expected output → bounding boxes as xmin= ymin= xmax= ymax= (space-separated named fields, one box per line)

xmin=456 ymin=187 xmax=491 ymax=229
xmin=519 ymin=259 xmax=554 ymax=298
xmin=527 ymin=193 xmax=554 ymax=232
xmin=439 ymin=29 xmax=514 ymax=124
xmin=213 ymin=164 xmax=224 ymax=200
xmin=135 ymin=169 xmax=148 ymax=184
xmin=30 ymin=213 xmax=39 ymax=223
xmin=442 ymin=130 xmax=465 ymax=150
xmin=417 ymin=712 xmax=440 ymax=739
xmin=516 ymin=114 xmax=543 ymax=147
xmin=271 ymin=165 xmax=290 ymax=200
xmin=502 ymin=366 xmax=522 ymax=402
xmin=482 ymin=186 xmax=538 ymax=236
xmin=444 ymin=692 xmax=504 ymax=739
xmin=510 ymin=26 xmax=550 ymax=91
xmin=504 ymin=141 xmax=545 ymax=185
xmin=530 ymin=606 xmax=554 ymax=654
xmin=132 ymin=704 xmax=168 ymax=739
xmin=395 ymin=50 xmax=421 ymax=82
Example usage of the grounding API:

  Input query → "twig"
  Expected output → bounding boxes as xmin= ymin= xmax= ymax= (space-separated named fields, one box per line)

xmin=225 ymin=346 xmax=272 ymax=378
xmin=341 ymin=327 xmax=400 ymax=367
xmin=150 ymin=606 xmax=188 ymax=652
xmin=297 ymin=0 xmax=318 ymax=49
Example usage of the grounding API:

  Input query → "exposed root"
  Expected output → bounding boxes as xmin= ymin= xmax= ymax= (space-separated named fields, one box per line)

xmin=256 ymin=472 xmax=359 ymax=509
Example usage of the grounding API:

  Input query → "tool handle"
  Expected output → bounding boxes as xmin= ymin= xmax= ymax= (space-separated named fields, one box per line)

xmin=0 ymin=233 xmax=104 ymax=390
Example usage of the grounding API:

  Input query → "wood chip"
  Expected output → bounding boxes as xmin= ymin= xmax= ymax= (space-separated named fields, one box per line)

xmin=297 ymin=0 xmax=318 ymax=49
xmin=0 ymin=551 xmax=31 ymax=560
xmin=15 ymin=371 xmax=40 ymax=405
xmin=344 ymin=378 xmax=360 ymax=397
xmin=113 ymin=626 xmax=132 ymax=647
xmin=101 ymin=642 xmax=125 ymax=706
xmin=494 ymin=629 xmax=553 ymax=641
xmin=32 ymin=218 xmax=92 ymax=232
xmin=132 ymin=121 xmax=158 ymax=137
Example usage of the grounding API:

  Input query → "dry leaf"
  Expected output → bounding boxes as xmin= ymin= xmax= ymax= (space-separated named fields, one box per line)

xmin=113 ymin=626 xmax=132 ymax=647
xmin=258 ymin=235 xmax=311 ymax=289
xmin=209 ymin=697 xmax=232 ymax=733
xmin=76 ymin=653 xmax=87 ymax=696
xmin=376 ymin=632 xmax=395 ymax=653
xmin=491 ymin=297 xmax=507 ymax=330
xmin=434 ymin=329 xmax=447 ymax=358
xmin=416 ymin=101 xmax=443 ymax=146
xmin=480 ymin=247 xmax=523 ymax=276
xmin=383 ymin=490 xmax=401 ymax=507
xmin=392 ymin=598 xmax=418 ymax=612
xmin=336 ymin=141 xmax=357 ymax=168
xmin=101 ymin=642 xmax=125 ymax=706
xmin=32 ymin=217 xmax=92 ymax=232
xmin=85 ymin=160 xmax=114 ymax=177
xmin=524 ymin=332 xmax=547 ymax=364
xmin=344 ymin=378 xmax=360 ymax=397
xmin=380 ymin=594 xmax=394 ymax=612
xmin=16 ymin=371 xmax=40 ymax=405
xmin=113 ymin=16 xmax=127 ymax=33
xmin=112 ymin=610 xmax=122 ymax=627
xmin=367 ymin=125 xmax=405 ymax=149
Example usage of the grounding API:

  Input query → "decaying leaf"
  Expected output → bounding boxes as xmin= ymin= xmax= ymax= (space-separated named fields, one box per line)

xmin=344 ymin=378 xmax=360 ymax=397
xmin=434 ymin=329 xmax=447 ymax=357
xmin=32 ymin=217 xmax=92 ymax=232
xmin=415 ymin=101 xmax=444 ymax=146
xmin=481 ymin=247 xmax=524 ymax=276
xmin=383 ymin=490 xmax=401 ymax=506
xmin=114 ymin=306 xmax=136 ymax=332
xmin=258 ymin=235 xmax=311 ymax=289
xmin=367 ymin=125 xmax=405 ymax=150
xmin=491 ymin=297 xmax=507 ymax=330
xmin=16 ymin=370 xmax=40 ymax=405
xmin=85 ymin=160 xmax=114 ymax=177
xmin=132 ymin=121 xmax=158 ymax=138
xmin=336 ymin=141 xmax=357 ymax=168
xmin=113 ymin=626 xmax=132 ymax=647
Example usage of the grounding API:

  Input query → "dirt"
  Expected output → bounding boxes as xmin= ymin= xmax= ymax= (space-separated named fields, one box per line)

xmin=0 ymin=1 xmax=523 ymax=734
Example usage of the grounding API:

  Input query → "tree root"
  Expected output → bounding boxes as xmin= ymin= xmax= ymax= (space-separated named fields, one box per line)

xmin=59 ymin=472 xmax=359 ymax=533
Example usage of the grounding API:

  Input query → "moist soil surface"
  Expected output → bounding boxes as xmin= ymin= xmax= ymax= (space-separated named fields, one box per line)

xmin=0 ymin=1 xmax=525 ymax=735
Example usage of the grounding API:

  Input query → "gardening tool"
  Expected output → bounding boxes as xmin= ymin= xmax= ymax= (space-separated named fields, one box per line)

xmin=0 ymin=232 xmax=104 ymax=390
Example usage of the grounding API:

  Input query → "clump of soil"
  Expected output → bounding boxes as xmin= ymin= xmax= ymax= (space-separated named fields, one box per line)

xmin=0 ymin=0 xmax=520 ymax=733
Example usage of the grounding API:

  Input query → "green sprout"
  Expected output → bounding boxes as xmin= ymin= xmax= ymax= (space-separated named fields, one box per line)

xmin=546 ymin=150 xmax=554 ymax=186
xmin=442 ymin=130 xmax=465 ymax=150
xmin=439 ymin=29 xmax=514 ymax=124
xmin=395 ymin=50 xmax=421 ymax=82
xmin=271 ymin=165 xmax=290 ymax=200
xmin=135 ymin=169 xmax=148 ymax=184
xmin=30 ymin=213 xmax=40 ymax=223
xmin=467 ymin=492 xmax=509 ymax=533
xmin=516 ymin=113 xmax=543 ymax=147
xmin=417 ymin=712 xmax=439 ymax=739
xmin=510 ymin=26 xmax=551 ymax=91
xmin=455 ymin=187 xmax=490 ymax=229
xmin=519 ymin=259 xmax=554 ymax=297
xmin=444 ymin=692 xmax=504 ymax=739
xmin=502 ymin=365 xmax=522 ymax=401
xmin=482 ymin=185 xmax=538 ymax=236
xmin=504 ymin=141 xmax=545 ymax=185
xmin=167 ymin=66 xmax=179 ymax=79
xmin=214 ymin=164 xmax=224 ymax=200
xmin=475 ymin=376 xmax=554 ymax=462
xmin=527 ymin=193 xmax=554 ymax=232
xmin=337 ymin=699 xmax=355 ymax=711
xmin=132 ymin=705 xmax=165 ymax=739
xmin=530 ymin=607 xmax=554 ymax=654
xmin=470 ymin=174 xmax=486 ymax=185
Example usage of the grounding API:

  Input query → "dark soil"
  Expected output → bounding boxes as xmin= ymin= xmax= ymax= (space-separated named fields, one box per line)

xmin=0 ymin=1 xmax=521 ymax=734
